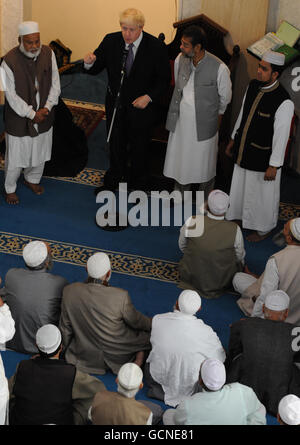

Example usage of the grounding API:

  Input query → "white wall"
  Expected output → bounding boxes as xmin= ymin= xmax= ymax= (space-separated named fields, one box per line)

xmin=30 ymin=0 xmax=178 ymax=61
xmin=267 ymin=0 xmax=300 ymax=31
xmin=0 ymin=0 xmax=23 ymax=55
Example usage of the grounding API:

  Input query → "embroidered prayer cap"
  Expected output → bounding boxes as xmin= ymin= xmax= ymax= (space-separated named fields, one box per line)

xmin=36 ymin=324 xmax=61 ymax=354
xmin=18 ymin=21 xmax=40 ymax=36
xmin=264 ymin=290 xmax=290 ymax=311
xmin=262 ymin=50 xmax=285 ymax=66
xmin=290 ymin=218 xmax=300 ymax=242
xmin=87 ymin=252 xmax=111 ymax=279
xmin=117 ymin=363 xmax=143 ymax=390
xmin=178 ymin=290 xmax=201 ymax=315
xmin=201 ymin=358 xmax=226 ymax=391
xmin=23 ymin=241 xmax=48 ymax=268
xmin=207 ymin=190 xmax=230 ymax=216
xmin=278 ymin=395 xmax=300 ymax=425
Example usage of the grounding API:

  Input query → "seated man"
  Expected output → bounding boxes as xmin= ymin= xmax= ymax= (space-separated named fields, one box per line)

xmin=0 ymin=241 xmax=68 ymax=353
xmin=8 ymin=324 xmax=105 ymax=425
xmin=233 ymin=217 xmax=300 ymax=323
xmin=178 ymin=190 xmax=245 ymax=298
xmin=163 ymin=358 xmax=266 ymax=425
xmin=91 ymin=362 xmax=163 ymax=425
xmin=59 ymin=252 xmax=151 ymax=375
xmin=0 ymin=294 xmax=15 ymax=425
xmin=144 ymin=290 xmax=226 ymax=407
xmin=226 ymin=291 xmax=300 ymax=416
xmin=277 ymin=395 xmax=300 ymax=426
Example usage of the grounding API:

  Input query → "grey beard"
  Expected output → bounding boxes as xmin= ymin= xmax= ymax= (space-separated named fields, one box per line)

xmin=19 ymin=41 xmax=42 ymax=59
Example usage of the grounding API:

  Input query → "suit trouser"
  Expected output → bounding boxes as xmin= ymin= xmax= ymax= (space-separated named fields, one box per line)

xmin=105 ymin=102 xmax=154 ymax=189
xmin=5 ymin=163 xmax=45 ymax=194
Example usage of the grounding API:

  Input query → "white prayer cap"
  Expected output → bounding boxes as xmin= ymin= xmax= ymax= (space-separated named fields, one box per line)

xmin=201 ymin=358 xmax=226 ymax=391
xmin=117 ymin=363 xmax=143 ymax=390
xmin=290 ymin=218 xmax=300 ymax=242
xmin=207 ymin=190 xmax=230 ymax=216
xmin=262 ymin=50 xmax=285 ymax=66
xmin=178 ymin=290 xmax=201 ymax=315
xmin=18 ymin=21 xmax=40 ymax=36
xmin=278 ymin=395 xmax=300 ymax=425
xmin=87 ymin=252 xmax=111 ymax=279
xmin=36 ymin=324 xmax=61 ymax=354
xmin=264 ymin=290 xmax=290 ymax=311
xmin=23 ymin=241 xmax=48 ymax=267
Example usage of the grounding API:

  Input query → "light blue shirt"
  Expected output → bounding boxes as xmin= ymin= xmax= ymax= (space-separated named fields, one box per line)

xmin=172 ymin=383 xmax=266 ymax=425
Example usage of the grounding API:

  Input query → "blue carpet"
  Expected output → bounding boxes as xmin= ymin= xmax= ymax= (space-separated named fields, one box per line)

xmin=0 ymin=169 xmax=282 ymax=425
xmin=2 ymin=71 xmax=298 ymax=426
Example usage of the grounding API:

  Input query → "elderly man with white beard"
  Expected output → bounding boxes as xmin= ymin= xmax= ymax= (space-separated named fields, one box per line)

xmin=1 ymin=21 xmax=60 ymax=205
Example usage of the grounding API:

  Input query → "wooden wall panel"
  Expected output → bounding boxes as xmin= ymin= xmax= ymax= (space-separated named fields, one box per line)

xmin=200 ymin=0 xmax=270 ymax=127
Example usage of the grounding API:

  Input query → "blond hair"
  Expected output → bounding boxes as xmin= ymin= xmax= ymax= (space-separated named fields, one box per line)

xmin=119 ymin=8 xmax=145 ymax=28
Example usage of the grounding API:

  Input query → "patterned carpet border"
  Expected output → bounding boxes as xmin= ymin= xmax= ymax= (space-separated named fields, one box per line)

xmin=0 ymin=231 xmax=179 ymax=283
xmin=278 ymin=202 xmax=300 ymax=221
xmin=62 ymin=98 xmax=106 ymax=114
xmin=1 ymin=164 xmax=300 ymax=219
xmin=44 ymin=167 xmax=105 ymax=186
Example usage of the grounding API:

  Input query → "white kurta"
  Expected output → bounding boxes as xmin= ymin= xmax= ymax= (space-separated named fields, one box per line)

xmin=2 ymin=50 xmax=60 ymax=170
xmin=226 ymin=82 xmax=294 ymax=233
xmin=0 ymin=303 xmax=15 ymax=425
xmin=146 ymin=310 xmax=226 ymax=407
xmin=163 ymin=54 xmax=232 ymax=185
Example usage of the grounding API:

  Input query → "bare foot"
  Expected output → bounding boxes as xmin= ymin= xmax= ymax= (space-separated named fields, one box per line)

xmin=134 ymin=351 xmax=145 ymax=368
xmin=246 ymin=231 xmax=270 ymax=243
xmin=24 ymin=180 xmax=44 ymax=195
xmin=5 ymin=192 xmax=19 ymax=205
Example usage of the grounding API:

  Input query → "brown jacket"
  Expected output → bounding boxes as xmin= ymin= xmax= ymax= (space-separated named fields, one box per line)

xmin=91 ymin=391 xmax=151 ymax=425
xmin=59 ymin=282 xmax=151 ymax=374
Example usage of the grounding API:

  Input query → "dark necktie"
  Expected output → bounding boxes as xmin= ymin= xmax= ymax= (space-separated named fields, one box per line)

xmin=125 ymin=43 xmax=134 ymax=76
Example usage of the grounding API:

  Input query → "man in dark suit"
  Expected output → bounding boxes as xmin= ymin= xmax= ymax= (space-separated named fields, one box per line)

xmin=225 ymin=290 xmax=300 ymax=416
xmin=84 ymin=8 xmax=171 ymax=192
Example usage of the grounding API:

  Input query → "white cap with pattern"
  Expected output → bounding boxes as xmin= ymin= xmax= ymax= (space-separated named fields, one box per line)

xmin=36 ymin=324 xmax=61 ymax=354
xmin=23 ymin=241 xmax=48 ymax=267
xmin=18 ymin=21 xmax=40 ymax=36
xmin=279 ymin=395 xmax=300 ymax=425
xmin=178 ymin=290 xmax=201 ymax=315
xmin=87 ymin=252 xmax=111 ymax=279
xmin=118 ymin=363 xmax=143 ymax=390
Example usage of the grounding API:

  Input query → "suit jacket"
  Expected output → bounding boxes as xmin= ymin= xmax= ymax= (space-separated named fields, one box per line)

xmin=0 ymin=268 xmax=68 ymax=354
xmin=225 ymin=317 xmax=300 ymax=416
xmin=86 ymin=31 xmax=170 ymax=125
xmin=59 ymin=282 xmax=151 ymax=374
xmin=91 ymin=391 xmax=151 ymax=425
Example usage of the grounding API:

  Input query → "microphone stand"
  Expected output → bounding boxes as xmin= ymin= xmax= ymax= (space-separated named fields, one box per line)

xmin=106 ymin=49 xmax=128 ymax=143
xmin=97 ymin=49 xmax=129 ymax=232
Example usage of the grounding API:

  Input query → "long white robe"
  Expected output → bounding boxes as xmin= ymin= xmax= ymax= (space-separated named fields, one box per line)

xmin=1 ymin=50 xmax=60 ymax=170
xmin=163 ymin=54 xmax=232 ymax=185
xmin=0 ymin=303 xmax=15 ymax=425
xmin=146 ymin=310 xmax=226 ymax=407
xmin=226 ymin=81 xmax=294 ymax=233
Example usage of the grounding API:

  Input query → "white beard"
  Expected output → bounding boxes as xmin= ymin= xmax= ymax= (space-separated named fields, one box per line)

xmin=19 ymin=41 xmax=42 ymax=60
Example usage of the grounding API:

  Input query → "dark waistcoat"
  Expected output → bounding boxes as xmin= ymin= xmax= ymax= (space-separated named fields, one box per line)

xmin=4 ymin=45 xmax=55 ymax=137
xmin=10 ymin=358 xmax=76 ymax=425
xmin=233 ymin=79 xmax=290 ymax=172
